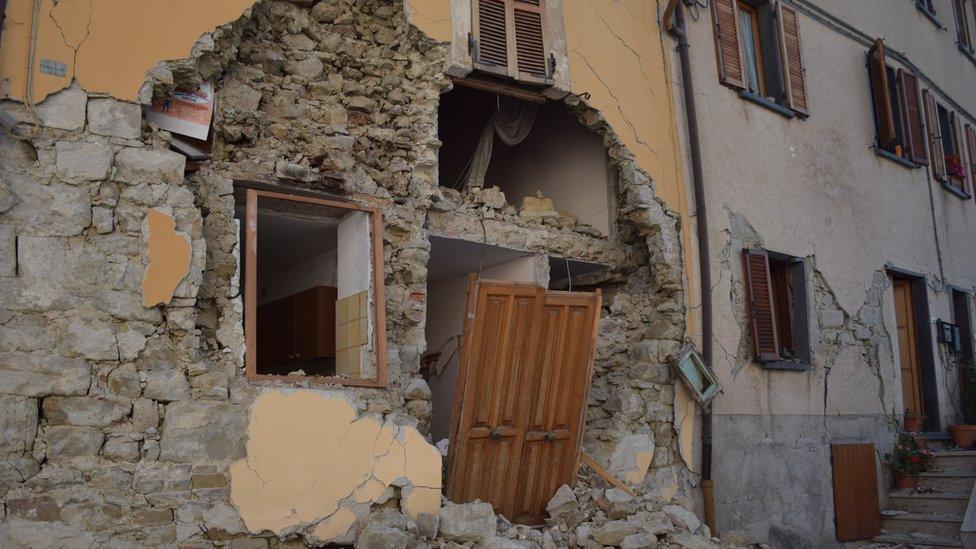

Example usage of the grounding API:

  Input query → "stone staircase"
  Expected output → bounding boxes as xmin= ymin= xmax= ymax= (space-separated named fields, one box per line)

xmin=874 ymin=449 xmax=976 ymax=547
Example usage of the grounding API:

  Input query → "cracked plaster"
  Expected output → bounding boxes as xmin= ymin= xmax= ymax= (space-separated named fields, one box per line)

xmin=141 ymin=208 xmax=191 ymax=307
xmin=229 ymin=390 xmax=441 ymax=542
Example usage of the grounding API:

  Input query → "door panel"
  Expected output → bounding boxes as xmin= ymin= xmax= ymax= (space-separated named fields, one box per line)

xmin=893 ymin=279 xmax=923 ymax=417
xmin=831 ymin=443 xmax=881 ymax=541
xmin=448 ymin=280 xmax=601 ymax=525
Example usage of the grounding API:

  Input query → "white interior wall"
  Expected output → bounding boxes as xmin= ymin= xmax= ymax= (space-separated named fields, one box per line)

xmin=337 ymin=211 xmax=375 ymax=377
xmin=486 ymin=104 xmax=612 ymax=235
xmin=258 ymin=250 xmax=337 ymax=306
xmin=426 ymin=255 xmax=544 ymax=443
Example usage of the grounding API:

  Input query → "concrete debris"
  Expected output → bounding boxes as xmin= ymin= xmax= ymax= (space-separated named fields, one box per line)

xmin=438 ymin=501 xmax=496 ymax=543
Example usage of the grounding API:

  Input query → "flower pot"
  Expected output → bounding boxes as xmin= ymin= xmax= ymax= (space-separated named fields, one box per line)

xmin=914 ymin=436 xmax=929 ymax=450
xmin=895 ymin=474 xmax=916 ymax=490
xmin=904 ymin=413 xmax=922 ymax=433
xmin=949 ymin=424 xmax=976 ymax=449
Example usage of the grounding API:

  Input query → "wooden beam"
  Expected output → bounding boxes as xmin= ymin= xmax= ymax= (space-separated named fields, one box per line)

xmin=452 ymin=76 xmax=547 ymax=103
xmin=580 ymin=452 xmax=637 ymax=497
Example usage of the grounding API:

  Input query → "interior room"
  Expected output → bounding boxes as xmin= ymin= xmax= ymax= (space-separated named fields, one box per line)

xmin=438 ymin=85 xmax=613 ymax=236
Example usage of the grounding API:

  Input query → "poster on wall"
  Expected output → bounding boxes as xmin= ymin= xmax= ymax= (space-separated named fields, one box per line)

xmin=147 ymin=82 xmax=215 ymax=141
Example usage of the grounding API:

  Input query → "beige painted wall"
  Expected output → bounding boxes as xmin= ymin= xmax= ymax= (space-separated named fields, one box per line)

xmin=0 ymin=0 xmax=254 ymax=103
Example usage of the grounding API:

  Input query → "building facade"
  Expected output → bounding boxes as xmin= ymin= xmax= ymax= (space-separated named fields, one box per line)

xmin=667 ymin=0 xmax=976 ymax=545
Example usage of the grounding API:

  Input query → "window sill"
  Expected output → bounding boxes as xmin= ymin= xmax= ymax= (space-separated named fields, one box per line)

xmin=940 ymin=180 xmax=973 ymax=199
xmin=915 ymin=4 xmax=944 ymax=29
xmin=759 ymin=360 xmax=811 ymax=372
xmin=737 ymin=91 xmax=795 ymax=119
xmin=959 ymin=43 xmax=976 ymax=66
xmin=873 ymin=146 xmax=920 ymax=169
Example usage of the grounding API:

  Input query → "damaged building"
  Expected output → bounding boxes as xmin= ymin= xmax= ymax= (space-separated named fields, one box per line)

xmin=0 ymin=0 xmax=717 ymax=548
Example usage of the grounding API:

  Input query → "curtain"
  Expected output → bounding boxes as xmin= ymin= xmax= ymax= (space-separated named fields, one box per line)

xmin=463 ymin=97 xmax=539 ymax=189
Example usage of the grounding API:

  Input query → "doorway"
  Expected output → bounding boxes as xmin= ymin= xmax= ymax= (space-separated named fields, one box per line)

xmin=892 ymin=274 xmax=939 ymax=431
xmin=952 ymin=290 xmax=974 ymax=404
xmin=444 ymin=278 xmax=601 ymax=524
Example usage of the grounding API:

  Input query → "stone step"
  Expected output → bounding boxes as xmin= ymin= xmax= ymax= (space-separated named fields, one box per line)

xmin=887 ymin=490 xmax=970 ymax=515
xmin=916 ymin=472 xmax=976 ymax=492
xmin=930 ymin=451 xmax=976 ymax=473
xmin=881 ymin=511 xmax=962 ymax=539
xmin=872 ymin=532 xmax=963 ymax=547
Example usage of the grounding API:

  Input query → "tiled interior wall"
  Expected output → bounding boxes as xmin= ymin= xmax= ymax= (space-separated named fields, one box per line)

xmin=336 ymin=290 xmax=368 ymax=376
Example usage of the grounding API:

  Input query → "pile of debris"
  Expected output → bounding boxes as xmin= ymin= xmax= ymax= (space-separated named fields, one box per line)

xmin=349 ymin=483 xmax=739 ymax=548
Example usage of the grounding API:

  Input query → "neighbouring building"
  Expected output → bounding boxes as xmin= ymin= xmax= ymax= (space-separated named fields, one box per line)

xmin=0 ymin=1 xmax=724 ymax=548
xmin=665 ymin=0 xmax=976 ymax=545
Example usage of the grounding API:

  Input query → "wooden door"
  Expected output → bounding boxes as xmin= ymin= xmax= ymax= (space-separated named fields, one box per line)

xmin=447 ymin=279 xmax=601 ymax=524
xmin=893 ymin=279 xmax=923 ymax=417
xmin=831 ymin=443 xmax=881 ymax=541
xmin=512 ymin=292 xmax=600 ymax=524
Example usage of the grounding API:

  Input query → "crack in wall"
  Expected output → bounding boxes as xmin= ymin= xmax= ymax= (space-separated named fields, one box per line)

xmin=47 ymin=0 xmax=94 ymax=81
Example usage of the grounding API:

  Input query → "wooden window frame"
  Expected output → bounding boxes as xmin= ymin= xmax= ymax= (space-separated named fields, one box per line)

xmin=241 ymin=187 xmax=388 ymax=388
xmin=737 ymin=2 xmax=767 ymax=96
xmin=744 ymin=248 xmax=811 ymax=369
xmin=954 ymin=0 xmax=975 ymax=52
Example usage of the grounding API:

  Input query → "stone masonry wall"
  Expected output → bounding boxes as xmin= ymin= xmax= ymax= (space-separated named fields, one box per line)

xmin=0 ymin=0 xmax=695 ymax=546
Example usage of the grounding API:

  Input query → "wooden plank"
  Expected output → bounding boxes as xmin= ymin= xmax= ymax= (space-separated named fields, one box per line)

xmin=580 ymin=452 xmax=636 ymax=497
xmin=831 ymin=443 xmax=881 ymax=541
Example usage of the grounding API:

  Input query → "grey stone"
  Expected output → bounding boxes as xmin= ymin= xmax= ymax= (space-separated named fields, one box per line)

xmin=91 ymin=206 xmax=114 ymax=233
xmin=107 ymin=364 xmax=142 ymax=397
xmin=43 ymin=425 xmax=104 ymax=460
xmin=621 ymin=533 xmax=658 ymax=549
xmin=592 ymin=520 xmax=639 ymax=545
xmin=438 ymin=501 xmax=496 ymax=543
xmin=87 ymin=98 xmax=141 ymax=139
xmin=545 ymin=484 xmax=578 ymax=517
xmin=103 ymin=436 xmax=140 ymax=462
xmin=0 ymin=179 xmax=16 ymax=213
xmin=821 ymin=309 xmax=845 ymax=328
xmin=311 ymin=2 xmax=344 ymax=22
xmin=606 ymin=487 xmax=639 ymax=519
xmin=0 ymin=224 xmax=15 ymax=277
xmin=132 ymin=398 xmax=159 ymax=432
xmin=202 ymin=502 xmax=245 ymax=536
xmin=6 ymin=494 xmax=61 ymax=521
xmin=609 ymin=434 xmax=654 ymax=484
xmin=57 ymin=313 xmax=118 ymax=361
xmin=159 ymin=400 xmax=246 ymax=463
xmin=641 ymin=511 xmax=675 ymax=536
xmin=114 ymin=148 xmax=186 ymax=185
xmin=478 ymin=538 xmax=523 ymax=549
xmin=220 ymin=78 xmax=263 ymax=113
xmin=0 ymin=353 xmax=90 ymax=397
xmin=145 ymin=370 xmax=190 ymax=402
xmin=55 ymin=141 xmax=113 ymax=182
xmin=0 ymin=517 xmax=95 ymax=548
xmin=4 ymin=176 xmax=91 ymax=236
xmin=416 ymin=512 xmax=439 ymax=539
xmin=663 ymin=505 xmax=701 ymax=533
xmin=35 ymin=85 xmax=88 ymax=131
xmin=289 ymin=57 xmax=324 ymax=80
xmin=666 ymin=531 xmax=718 ymax=549
xmin=403 ymin=378 xmax=431 ymax=400
xmin=42 ymin=396 xmax=131 ymax=427
xmin=355 ymin=524 xmax=410 ymax=549
xmin=0 ymin=395 xmax=38 ymax=453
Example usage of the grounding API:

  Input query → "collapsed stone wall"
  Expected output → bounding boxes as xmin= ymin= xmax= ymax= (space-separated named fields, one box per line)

xmin=0 ymin=0 xmax=700 ymax=546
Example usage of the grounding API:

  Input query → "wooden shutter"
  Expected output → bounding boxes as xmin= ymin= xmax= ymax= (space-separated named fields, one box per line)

xmin=966 ymin=124 xmax=976 ymax=184
xmin=954 ymin=0 xmax=973 ymax=49
xmin=473 ymin=0 xmax=510 ymax=75
xmin=898 ymin=70 xmax=929 ymax=165
xmin=831 ymin=443 xmax=881 ymax=542
xmin=447 ymin=279 xmax=601 ymax=525
xmin=924 ymin=90 xmax=948 ymax=181
xmin=776 ymin=2 xmax=809 ymax=115
xmin=952 ymin=112 xmax=968 ymax=190
xmin=512 ymin=0 xmax=548 ymax=80
xmin=743 ymin=249 xmax=780 ymax=362
xmin=867 ymin=39 xmax=895 ymax=150
xmin=711 ymin=0 xmax=746 ymax=90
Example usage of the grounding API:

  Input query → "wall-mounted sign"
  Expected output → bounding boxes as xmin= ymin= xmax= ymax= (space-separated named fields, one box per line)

xmin=147 ymin=82 xmax=215 ymax=141
xmin=39 ymin=59 xmax=68 ymax=77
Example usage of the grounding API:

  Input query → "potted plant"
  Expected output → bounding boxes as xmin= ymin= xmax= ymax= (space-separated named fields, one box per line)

xmin=949 ymin=359 xmax=976 ymax=448
xmin=904 ymin=410 xmax=923 ymax=432
xmin=885 ymin=433 xmax=934 ymax=490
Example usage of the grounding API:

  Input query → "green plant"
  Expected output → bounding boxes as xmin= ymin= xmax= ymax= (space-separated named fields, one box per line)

xmin=884 ymin=434 xmax=933 ymax=478
xmin=961 ymin=359 xmax=976 ymax=425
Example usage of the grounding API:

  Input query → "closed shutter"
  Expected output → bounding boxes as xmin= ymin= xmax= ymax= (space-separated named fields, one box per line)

xmin=867 ymin=39 xmax=895 ymax=150
xmin=743 ymin=249 xmax=780 ymax=362
xmin=711 ymin=0 xmax=746 ymax=90
xmin=954 ymin=0 xmax=973 ymax=49
xmin=898 ymin=70 xmax=929 ymax=165
xmin=924 ymin=90 xmax=948 ymax=181
xmin=473 ymin=0 xmax=511 ymax=75
xmin=967 ymin=124 xmax=976 ymax=184
xmin=831 ymin=443 xmax=882 ymax=541
xmin=776 ymin=2 xmax=809 ymax=115
xmin=512 ymin=0 xmax=548 ymax=80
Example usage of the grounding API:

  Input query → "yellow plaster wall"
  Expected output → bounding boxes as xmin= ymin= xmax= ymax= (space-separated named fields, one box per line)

xmin=142 ymin=208 xmax=191 ymax=307
xmin=0 ymin=0 xmax=255 ymax=103
xmin=407 ymin=0 xmax=699 ymax=475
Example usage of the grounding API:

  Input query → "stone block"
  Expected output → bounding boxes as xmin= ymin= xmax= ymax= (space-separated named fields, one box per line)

xmin=0 ymin=395 xmax=38 ymax=453
xmin=107 ymin=364 xmax=142 ymax=398
xmin=159 ymin=401 xmax=246 ymax=463
xmin=0 ymin=517 xmax=96 ymax=548
xmin=103 ymin=437 xmax=140 ymax=462
xmin=821 ymin=309 xmax=845 ymax=328
xmin=0 ymin=224 xmax=15 ymax=277
xmin=0 ymin=353 xmax=90 ymax=397
xmin=438 ymin=502 xmax=495 ymax=543
xmin=43 ymin=426 xmax=104 ymax=460
xmin=87 ymin=98 xmax=141 ymax=139
xmin=42 ymin=396 xmax=131 ymax=427
xmin=144 ymin=370 xmax=190 ymax=402
xmin=56 ymin=313 xmax=118 ymax=361
xmin=593 ymin=520 xmax=639 ymax=545
xmin=91 ymin=207 xmax=114 ymax=233
xmin=6 ymin=495 xmax=61 ymax=521
xmin=4 ymin=176 xmax=91 ymax=236
xmin=132 ymin=398 xmax=159 ymax=432
xmin=55 ymin=141 xmax=113 ymax=182
xmin=114 ymin=147 xmax=186 ymax=185
xmin=36 ymin=85 xmax=87 ymax=130
xmin=663 ymin=505 xmax=701 ymax=533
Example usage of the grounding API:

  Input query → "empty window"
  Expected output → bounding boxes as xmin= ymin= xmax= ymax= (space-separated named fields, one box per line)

xmin=922 ymin=87 xmax=973 ymax=195
xmin=867 ymin=39 xmax=928 ymax=165
xmin=743 ymin=249 xmax=810 ymax=367
xmin=235 ymin=187 xmax=386 ymax=386
xmin=472 ymin=0 xmax=552 ymax=84
xmin=939 ymin=105 xmax=970 ymax=191
xmin=953 ymin=0 xmax=975 ymax=53
xmin=711 ymin=0 xmax=809 ymax=115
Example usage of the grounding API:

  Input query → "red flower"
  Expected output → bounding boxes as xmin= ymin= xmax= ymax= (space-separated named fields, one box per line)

xmin=908 ymin=455 xmax=922 ymax=464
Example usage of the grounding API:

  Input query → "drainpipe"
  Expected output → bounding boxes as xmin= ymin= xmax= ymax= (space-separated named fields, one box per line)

xmin=664 ymin=0 xmax=716 ymax=534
